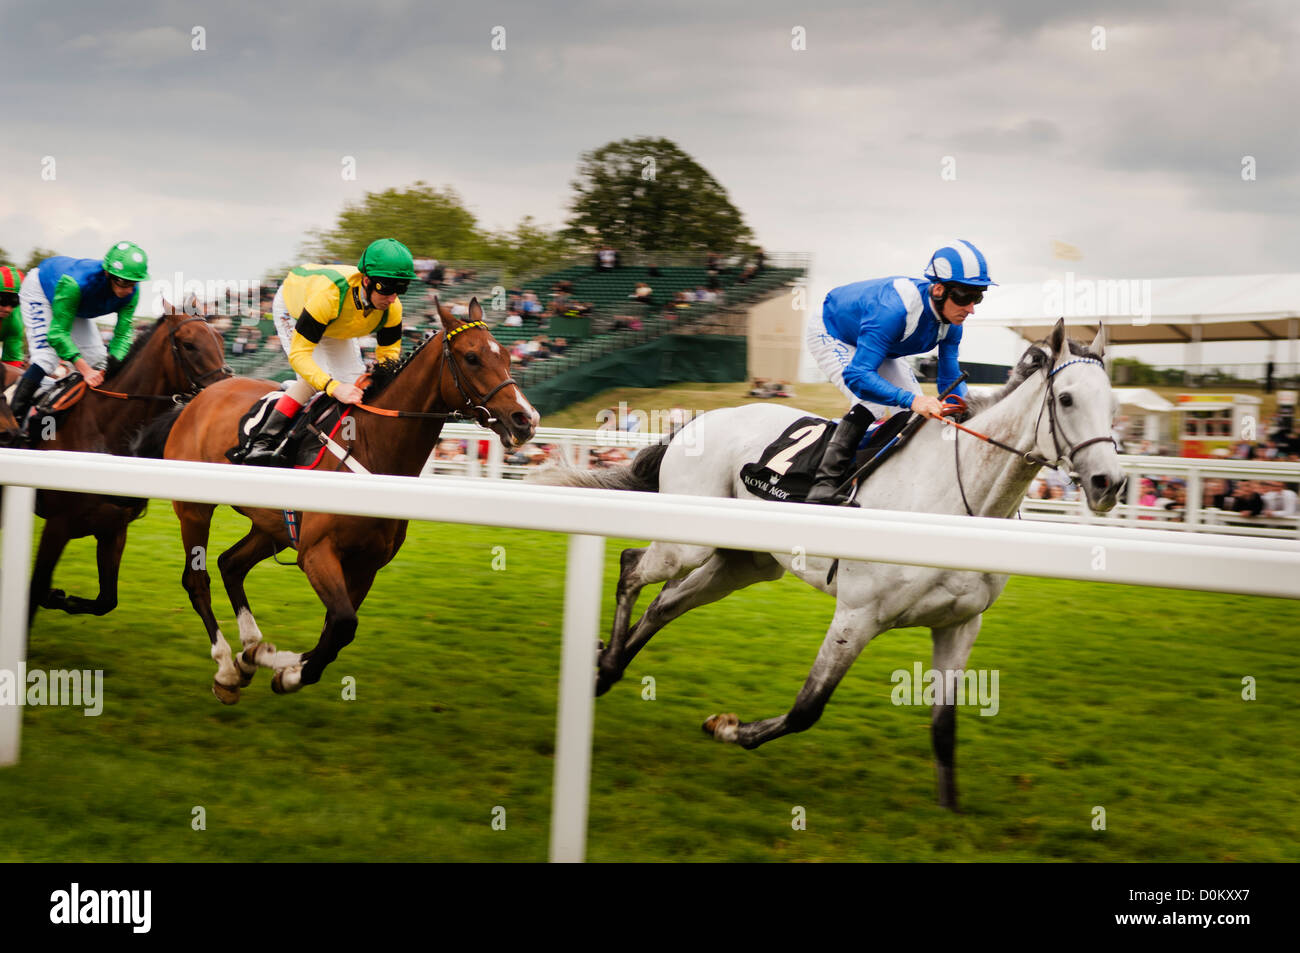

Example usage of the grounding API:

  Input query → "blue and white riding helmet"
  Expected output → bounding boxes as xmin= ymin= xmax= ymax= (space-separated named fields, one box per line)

xmin=924 ymin=240 xmax=996 ymax=287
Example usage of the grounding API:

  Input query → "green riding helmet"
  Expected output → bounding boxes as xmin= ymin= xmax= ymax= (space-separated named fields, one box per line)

xmin=356 ymin=238 xmax=417 ymax=280
xmin=103 ymin=241 xmax=150 ymax=282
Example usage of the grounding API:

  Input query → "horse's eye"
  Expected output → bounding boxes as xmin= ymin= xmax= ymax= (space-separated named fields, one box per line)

xmin=184 ymin=342 xmax=198 ymax=351
xmin=465 ymin=352 xmax=480 ymax=366
xmin=1059 ymin=392 xmax=1073 ymax=407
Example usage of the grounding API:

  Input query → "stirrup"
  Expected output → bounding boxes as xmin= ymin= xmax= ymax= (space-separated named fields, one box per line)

xmin=805 ymin=476 xmax=857 ymax=506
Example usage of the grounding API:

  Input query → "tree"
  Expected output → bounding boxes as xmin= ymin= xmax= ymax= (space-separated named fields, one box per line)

xmin=565 ymin=137 xmax=755 ymax=254
xmin=304 ymin=182 xmax=485 ymax=262
xmin=0 ymin=245 xmax=10 ymax=265
xmin=480 ymin=216 xmax=583 ymax=281
xmin=23 ymin=247 xmax=59 ymax=271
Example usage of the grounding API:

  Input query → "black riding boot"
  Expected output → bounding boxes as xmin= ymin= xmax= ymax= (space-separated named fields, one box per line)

xmin=240 ymin=408 xmax=297 ymax=467
xmin=804 ymin=404 xmax=876 ymax=505
xmin=8 ymin=376 xmax=41 ymax=433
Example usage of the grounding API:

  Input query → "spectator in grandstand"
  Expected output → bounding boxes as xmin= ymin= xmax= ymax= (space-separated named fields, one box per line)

xmin=803 ymin=241 xmax=991 ymax=504
xmin=1229 ymin=480 xmax=1265 ymax=516
xmin=1262 ymin=481 xmax=1298 ymax=518
xmin=503 ymin=310 xmax=523 ymax=328
xmin=1204 ymin=478 xmax=1229 ymax=509
xmin=550 ymin=337 xmax=568 ymax=355
xmin=673 ymin=291 xmax=692 ymax=310
xmin=630 ymin=282 xmax=653 ymax=307
xmin=595 ymin=246 xmax=620 ymax=271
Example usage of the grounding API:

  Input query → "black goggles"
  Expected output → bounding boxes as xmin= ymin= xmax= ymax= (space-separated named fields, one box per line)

xmin=369 ymin=277 xmax=410 ymax=296
xmin=0 ymin=292 xmax=17 ymax=307
xmin=945 ymin=284 xmax=984 ymax=306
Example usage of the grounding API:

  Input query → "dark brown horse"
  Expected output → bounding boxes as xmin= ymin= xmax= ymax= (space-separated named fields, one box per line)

xmin=25 ymin=301 xmax=230 ymax=623
xmin=148 ymin=298 xmax=537 ymax=703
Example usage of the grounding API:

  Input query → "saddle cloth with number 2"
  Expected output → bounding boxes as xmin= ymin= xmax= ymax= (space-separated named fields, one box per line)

xmin=739 ymin=412 xmax=912 ymax=503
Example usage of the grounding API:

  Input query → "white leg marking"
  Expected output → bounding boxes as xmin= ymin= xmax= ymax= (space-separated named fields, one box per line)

xmin=236 ymin=608 xmax=264 ymax=650
xmin=210 ymin=631 xmax=240 ymax=686
xmin=257 ymin=647 xmax=304 ymax=670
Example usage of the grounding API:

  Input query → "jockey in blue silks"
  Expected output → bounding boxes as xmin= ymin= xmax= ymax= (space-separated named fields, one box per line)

xmin=803 ymin=240 xmax=995 ymax=504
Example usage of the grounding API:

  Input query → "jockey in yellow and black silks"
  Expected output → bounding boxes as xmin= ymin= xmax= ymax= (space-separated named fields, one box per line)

xmin=240 ymin=238 xmax=414 ymax=467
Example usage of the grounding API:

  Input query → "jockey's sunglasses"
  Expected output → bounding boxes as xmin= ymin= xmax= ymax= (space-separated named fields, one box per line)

xmin=108 ymin=276 xmax=138 ymax=290
xmin=945 ymin=284 xmax=984 ymax=306
xmin=369 ymin=277 xmax=410 ymax=296
xmin=0 ymin=292 xmax=17 ymax=307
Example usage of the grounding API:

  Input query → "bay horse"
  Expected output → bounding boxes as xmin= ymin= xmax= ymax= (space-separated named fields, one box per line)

xmin=144 ymin=298 xmax=538 ymax=703
xmin=24 ymin=300 xmax=230 ymax=624
xmin=532 ymin=320 xmax=1124 ymax=811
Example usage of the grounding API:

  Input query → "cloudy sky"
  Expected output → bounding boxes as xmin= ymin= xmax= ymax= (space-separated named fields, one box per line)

xmin=2 ymin=0 xmax=1296 ymax=367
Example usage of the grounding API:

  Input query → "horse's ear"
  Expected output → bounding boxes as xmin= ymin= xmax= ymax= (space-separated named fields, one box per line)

xmin=1048 ymin=317 xmax=1068 ymax=362
xmin=433 ymin=294 xmax=466 ymax=333
xmin=1090 ymin=323 xmax=1107 ymax=359
xmin=161 ymin=298 xmax=175 ymax=315
xmin=468 ymin=297 xmax=483 ymax=323
xmin=185 ymin=293 xmax=202 ymax=317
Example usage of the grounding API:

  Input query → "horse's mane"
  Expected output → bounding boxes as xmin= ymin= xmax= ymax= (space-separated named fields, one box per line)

xmin=362 ymin=329 xmax=438 ymax=401
xmin=107 ymin=317 xmax=165 ymax=380
xmin=962 ymin=337 xmax=1102 ymax=416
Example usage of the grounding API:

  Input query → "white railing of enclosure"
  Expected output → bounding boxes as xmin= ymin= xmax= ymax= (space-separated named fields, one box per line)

xmin=424 ymin=425 xmax=1300 ymax=539
xmin=2 ymin=449 xmax=1298 ymax=861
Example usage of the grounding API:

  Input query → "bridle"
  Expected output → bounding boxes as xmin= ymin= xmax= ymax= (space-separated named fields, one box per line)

xmin=950 ymin=354 xmax=1118 ymax=516
xmin=351 ymin=321 xmax=520 ymax=427
xmin=90 ymin=315 xmax=232 ymax=402
xmin=438 ymin=320 xmax=520 ymax=427
xmin=169 ymin=316 xmax=233 ymax=392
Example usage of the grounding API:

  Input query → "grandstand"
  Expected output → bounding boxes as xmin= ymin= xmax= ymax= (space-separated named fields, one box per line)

xmin=210 ymin=253 xmax=807 ymax=414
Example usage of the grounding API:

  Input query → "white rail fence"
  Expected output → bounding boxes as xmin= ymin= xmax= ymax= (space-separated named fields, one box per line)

xmin=1 ymin=449 xmax=1298 ymax=861
xmin=426 ymin=424 xmax=1300 ymax=539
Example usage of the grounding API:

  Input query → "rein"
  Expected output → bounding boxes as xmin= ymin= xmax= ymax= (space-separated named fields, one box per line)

xmin=949 ymin=356 xmax=1117 ymax=516
xmin=351 ymin=321 xmax=519 ymax=424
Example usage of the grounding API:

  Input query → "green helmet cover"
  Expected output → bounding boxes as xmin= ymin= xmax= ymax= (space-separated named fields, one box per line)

xmin=357 ymin=238 xmax=416 ymax=280
xmin=103 ymin=241 xmax=150 ymax=281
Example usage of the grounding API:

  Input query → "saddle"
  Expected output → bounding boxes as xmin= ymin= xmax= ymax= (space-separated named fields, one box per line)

xmin=6 ymin=374 xmax=89 ymax=443
xmin=226 ymin=391 xmax=356 ymax=470
xmin=740 ymin=411 xmax=914 ymax=504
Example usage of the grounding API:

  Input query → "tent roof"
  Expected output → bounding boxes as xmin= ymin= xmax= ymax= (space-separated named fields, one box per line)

xmin=1111 ymin=387 xmax=1175 ymax=413
xmin=967 ymin=273 xmax=1300 ymax=345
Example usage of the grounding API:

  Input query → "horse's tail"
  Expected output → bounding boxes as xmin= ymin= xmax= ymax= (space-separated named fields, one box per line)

xmin=528 ymin=440 xmax=668 ymax=493
xmin=129 ymin=403 xmax=186 ymax=459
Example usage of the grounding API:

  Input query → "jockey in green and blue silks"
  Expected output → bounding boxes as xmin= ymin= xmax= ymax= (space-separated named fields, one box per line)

xmin=803 ymin=240 xmax=995 ymax=505
xmin=10 ymin=241 xmax=150 ymax=425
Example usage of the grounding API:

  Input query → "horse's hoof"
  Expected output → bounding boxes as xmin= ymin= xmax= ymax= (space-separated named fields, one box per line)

xmin=271 ymin=665 xmax=301 ymax=695
xmin=41 ymin=589 xmax=66 ymax=609
xmin=235 ymin=644 xmax=269 ymax=686
xmin=212 ymin=679 xmax=240 ymax=705
xmin=703 ymin=712 xmax=740 ymax=743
